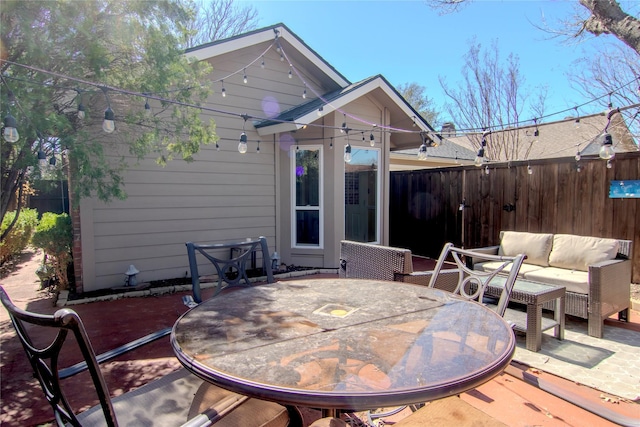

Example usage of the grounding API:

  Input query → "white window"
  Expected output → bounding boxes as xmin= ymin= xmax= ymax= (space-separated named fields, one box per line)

xmin=345 ymin=147 xmax=380 ymax=243
xmin=291 ymin=145 xmax=323 ymax=248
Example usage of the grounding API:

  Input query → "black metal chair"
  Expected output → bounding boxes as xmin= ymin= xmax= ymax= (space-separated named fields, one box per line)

xmin=185 ymin=236 xmax=275 ymax=305
xmin=0 ymin=286 xmax=299 ymax=427
xmin=428 ymin=243 xmax=526 ymax=317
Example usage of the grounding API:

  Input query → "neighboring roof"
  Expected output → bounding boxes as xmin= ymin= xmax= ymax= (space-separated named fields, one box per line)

xmin=392 ymin=138 xmax=476 ymax=160
xmin=253 ymin=74 xmax=440 ymax=147
xmin=186 ymin=23 xmax=350 ymax=89
xmin=445 ymin=112 xmax=638 ymax=162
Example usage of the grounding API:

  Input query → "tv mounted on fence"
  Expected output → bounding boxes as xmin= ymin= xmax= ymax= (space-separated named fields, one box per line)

xmin=609 ymin=180 xmax=640 ymax=199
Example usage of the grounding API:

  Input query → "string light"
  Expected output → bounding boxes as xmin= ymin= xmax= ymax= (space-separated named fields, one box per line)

xmin=317 ymin=106 xmax=323 ymax=117
xmin=344 ymin=143 xmax=352 ymax=163
xmin=144 ymin=96 xmax=152 ymax=117
xmin=101 ymin=87 xmax=115 ymax=133
xmin=243 ymin=68 xmax=248 ymax=84
xmin=574 ymin=107 xmax=580 ymax=129
xmin=417 ymin=141 xmax=427 ymax=160
xmin=302 ymin=85 xmax=307 ymax=99
xmin=238 ymin=114 xmax=249 ymax=154
xmin=261 ymin=57 xmax=265 ymax=69
xmin=606 ymin=159 xmax=613 ymax=169
xmin=221 ymin=80 xmax=226 ymax=97
xmin=341 ymin=113 xmax=347 ymax=133
xmin=369 ymin=131 xmax=375 ymax=147
xmin=527 ymin=164 xmax=533 ymax=175
xmin=2 ymin=111 xmax=19 ymax=142
xmin=474 ymin=130 xmax=489 ymax=167
xmin=598 ymin=133 xmax=615 ymax=159
xmin=485 ymin=165 xmax=490 ymax=175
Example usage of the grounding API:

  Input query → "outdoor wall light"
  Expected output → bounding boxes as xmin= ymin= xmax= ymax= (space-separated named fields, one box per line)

xmin=102 ymin=107 xmax=115 ymax=133
xmin=599 ymin=133 xmax=615 ymax=160
xmin=3 ymin=112 xmax=19 ymax=142
xmin=344 ymin=143 xmax=352 ymax=163
xmin=238 ymin=132 xmax=248 ymax=154
xmin=124 ymin=264 xmax=139 ymax=287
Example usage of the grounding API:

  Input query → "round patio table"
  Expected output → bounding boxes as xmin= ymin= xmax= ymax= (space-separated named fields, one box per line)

xmin=171 ymin=278 xmax=515 ymax=413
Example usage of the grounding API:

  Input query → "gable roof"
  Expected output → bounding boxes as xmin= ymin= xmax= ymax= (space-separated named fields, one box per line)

xmin=253 ymin=74 xmax=440 ymax=148
xmin=186 ymin=23 xmax=350 ymax=89
xmin=446 ymin=112 xmax=638 ymax=162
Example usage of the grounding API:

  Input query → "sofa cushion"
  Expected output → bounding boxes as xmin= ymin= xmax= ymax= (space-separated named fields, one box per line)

xmin=476 ymin=261 xmax=543 ymax=277
xmin=498 ymin=231 xmax=553 ymax=267
xmin=548 ymin=234 xmax=619 ymax=272
xmin=523 ymin=267 xmax=589 ymax=294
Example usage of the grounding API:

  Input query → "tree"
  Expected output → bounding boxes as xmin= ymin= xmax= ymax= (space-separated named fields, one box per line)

xmin=569 ymin=42 xmax=640 ymax=140
xmin=427 ymin=0 xmax=640 ymax=55
xmin=0 ymin=0 xmax=218 ymax=237
xmin=184 ymin=0 xmax=259 ymax=48
xmin=397 ymin=82 xmax=442 ymax=129
xmin=439 ymin=39 xmax=548 ymax=161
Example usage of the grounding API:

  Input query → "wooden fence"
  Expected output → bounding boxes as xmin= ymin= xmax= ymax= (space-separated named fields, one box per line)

xmin=389 ymin=151 xmax=640 ymax=283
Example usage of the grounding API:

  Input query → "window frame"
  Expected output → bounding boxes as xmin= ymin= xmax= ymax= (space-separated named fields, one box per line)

xmin=290 ymin=145 xmax=324 ymax=249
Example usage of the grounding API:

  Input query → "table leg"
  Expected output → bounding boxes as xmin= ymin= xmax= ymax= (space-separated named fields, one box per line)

xmin=554 ymin=296 xmax=565 ymax=341
xmin=321 ymin=408 xmax=338 ymax=418
xmin=526 ymin=303 xmax=543 ymax=352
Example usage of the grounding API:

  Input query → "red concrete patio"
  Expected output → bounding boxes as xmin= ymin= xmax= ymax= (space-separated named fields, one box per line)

xmin=1 ymin=249 xmax=638 ymax=426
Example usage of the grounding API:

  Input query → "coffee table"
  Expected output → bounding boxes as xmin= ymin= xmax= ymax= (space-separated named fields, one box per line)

xmin=484 ymin=276 xmax=565 ymax=352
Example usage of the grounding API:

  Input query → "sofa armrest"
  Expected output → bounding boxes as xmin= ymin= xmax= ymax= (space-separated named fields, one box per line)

xmin=588 ymin=258 xmax=631 ymax=316
xmin=466 ymin=245 xmax=500 ymax=269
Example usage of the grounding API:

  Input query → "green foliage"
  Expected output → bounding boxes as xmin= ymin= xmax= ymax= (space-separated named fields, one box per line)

xmin=31 ymin=212 xmax=73 ymax=290
xmin=0 ymin=208 xmax=39 ymax=264
xmin=1 ymin=0 xmax=218 ymax=226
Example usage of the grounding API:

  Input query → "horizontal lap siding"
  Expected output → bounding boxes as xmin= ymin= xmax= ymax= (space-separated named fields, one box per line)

xmin=82 ymin=43 xmax=316 ymax=291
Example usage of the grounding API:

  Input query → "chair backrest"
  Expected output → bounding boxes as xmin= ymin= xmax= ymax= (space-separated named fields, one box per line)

xmin=428 ymin=243 xmax=526 ymax=317
xmin=339 ymin=240 xmax=413 ymax=281
xmin=185 ymin=236 xmax=274 ymax=303
xmin=0 ymin=286 xmax=117 ymax=427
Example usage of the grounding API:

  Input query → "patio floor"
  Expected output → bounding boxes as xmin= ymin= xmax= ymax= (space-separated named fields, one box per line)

xmin=1 ymin=249 xmax=638 ymax=426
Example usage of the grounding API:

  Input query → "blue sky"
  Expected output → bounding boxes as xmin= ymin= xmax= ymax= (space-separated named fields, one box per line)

xmin=241 ymin=0 xmax=625 ymax=126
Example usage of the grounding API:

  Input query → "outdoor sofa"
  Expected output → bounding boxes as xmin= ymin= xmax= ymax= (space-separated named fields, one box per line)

xmin=472 ymin=231 xmax=633 ymax=338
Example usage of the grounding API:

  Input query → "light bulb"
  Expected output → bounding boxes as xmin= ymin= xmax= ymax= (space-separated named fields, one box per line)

xmin=599 ymin=133 xmax=615 ymax=160
xmin=606 ymin=159 xmax=613 ymax=169
xmin=417 ymin=143 xmax=427 ymax=160
xmin=575 ymin=152 xmax=581 ymax=161
xmin=77 ymin=104 xmax=86 ymax=120
xmin=221 ymin=87 xmax=226 ymax=97
xmin=369 ymin=133 xmax=375 ymax=147
xmin=344 ymin=144 xmax=352 ymax=163
xmin=102 ymin=107 xmax=115 ymax=133
xmin=261 ymin=58 xmax=265 ymax=69
xmin=3 ymin=113 xmax=19 ymax=142
xmin=474 ymin=148 xmax=484 ymax=167
xmin=288 ymin=69 xmax=292 ymax=79
xmin=238 ymin=132 xmax=248 ymax=154
xmin=216 ymin=142 xmax=220 ymax=151
xmin=527 ymin=165 xmax=533 ymax=175
xmin=574 ymin=118 xmax=580 ymax=129
xmin=243 ymin=69 xmax=248 ymax=84
xmin=302 ymin=89 xmax=306 ymax=99
xmin=144 ymin=100 xmax=152 ymax=116
xmin=485 ymin=165 xmax=490 ymax=175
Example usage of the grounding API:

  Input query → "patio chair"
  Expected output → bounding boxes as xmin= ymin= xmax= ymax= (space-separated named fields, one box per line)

xmin=0 ymin=286 xmax=300 ymax=427
xmin=428 ymin=243 xmax=527 ymax=317
xmin=185 ymin=236 xmax=275 ymax=305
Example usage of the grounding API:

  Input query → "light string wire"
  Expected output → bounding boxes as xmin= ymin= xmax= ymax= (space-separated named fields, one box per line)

xmin=1 ymin=25 xmax=639 ymax=141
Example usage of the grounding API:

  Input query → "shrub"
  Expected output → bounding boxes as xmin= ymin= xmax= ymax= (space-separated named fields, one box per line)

xmin=31 ymin=212 xmax=73 ymax=290
xmin=0 ymin=208 xmax=39 ymax=265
